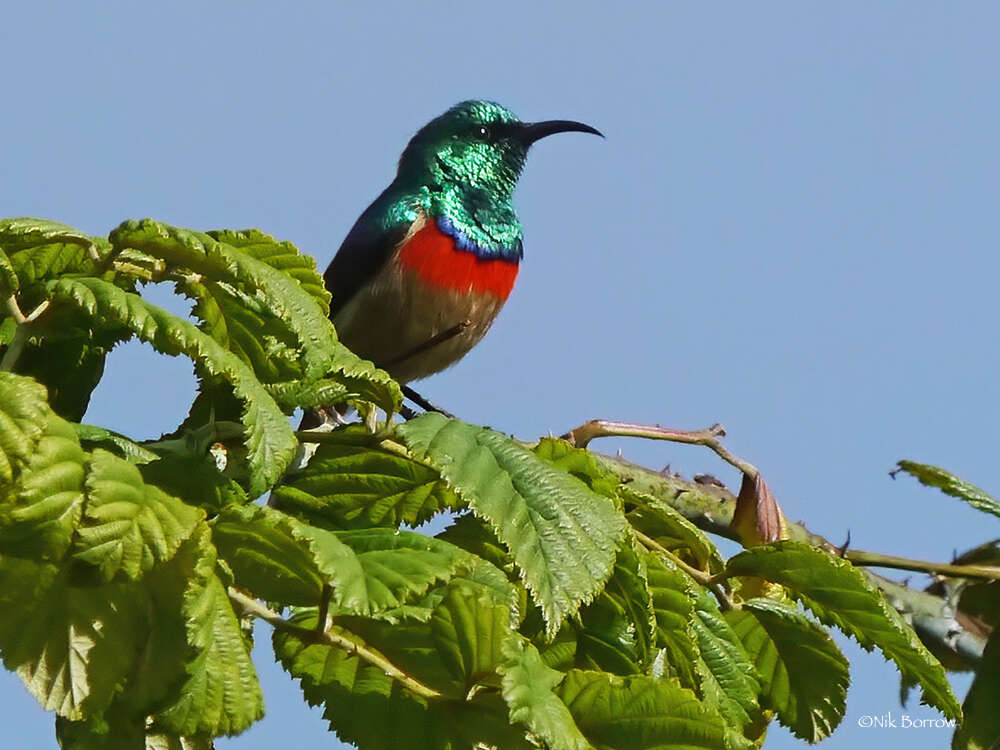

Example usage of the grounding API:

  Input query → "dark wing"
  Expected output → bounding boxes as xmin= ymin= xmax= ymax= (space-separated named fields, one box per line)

xmin=325 ymin=187 xmax=413 ymax=319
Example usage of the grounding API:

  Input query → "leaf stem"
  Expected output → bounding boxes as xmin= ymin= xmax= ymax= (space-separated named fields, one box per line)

xmin=1 ymin=296 xmax=49 ymax=371
xmin=227 ymin=588 xmax=444 ymax=700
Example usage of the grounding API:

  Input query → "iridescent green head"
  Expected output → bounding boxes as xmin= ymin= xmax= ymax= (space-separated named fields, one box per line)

xmin=389 ymin=100 xmax=601 ymax=258
xmin=399 ymin=100 xmax=601 ymax=197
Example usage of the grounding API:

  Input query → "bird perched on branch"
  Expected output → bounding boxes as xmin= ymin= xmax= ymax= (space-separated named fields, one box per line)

xmin=322 ymin=99 xmax=602 ymax=410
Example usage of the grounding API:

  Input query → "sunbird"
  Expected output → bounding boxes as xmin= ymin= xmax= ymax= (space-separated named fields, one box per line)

xmin=322 ymin=99 xmax=601 ymax=404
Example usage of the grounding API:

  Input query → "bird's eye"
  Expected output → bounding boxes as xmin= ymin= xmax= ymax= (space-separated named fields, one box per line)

xmin=474 ymin=125 xmax=491 ymax=141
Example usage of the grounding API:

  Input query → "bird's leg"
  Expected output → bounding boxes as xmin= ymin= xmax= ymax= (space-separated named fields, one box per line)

xmin=401 ymin=385 xmax=455 ymax=418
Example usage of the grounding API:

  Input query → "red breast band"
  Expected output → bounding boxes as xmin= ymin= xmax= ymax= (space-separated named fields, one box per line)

xmin=397 ymin=222 xmax=519 ymax=300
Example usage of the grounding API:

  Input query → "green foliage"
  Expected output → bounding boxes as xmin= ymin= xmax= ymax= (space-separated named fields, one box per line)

xmin=397 ymin=414 xmax=627 ymax=634
xmin=0 ymin=217 xmax=974 ymax=749
xmin=726 ymin=542 xmax=962 ymax=720
xmin=953 ymin=629 xmax=1000 ymax=750
xmin=894 ymin=460 xmax=1000 ymax=519
xmin=727 ymin=598 xmax=849 ymax=742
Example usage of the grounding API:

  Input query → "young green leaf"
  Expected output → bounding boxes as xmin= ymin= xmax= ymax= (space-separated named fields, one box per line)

xmin=46 ymin=277 xmax=296 ymax=495
xmin=894 ymin=460 xmax=1000 ymax=520
xmin=55 ymin=713 xmax=146 ymax=750
xmin=154 ymin=527 xmax=263 ymax=736
xmin=110 ymin=219 xmax=336 ymax=381
xmin=953 ymin=628 xmax=1000 ymax=750
xmin=0 ymin=557 xmax=146 ymax=720
xmin=0 ymin=218 xmax=106 ymax=285
xmin=0 ymin=371 xmax=51 ymax=485
xmin=0 ymin=247 xmax=19 ymax=297
xmin=270 ymin=426 xmax=459 ymax=528
xmin=726 ymin=598 xmax=849 ymax=742
xmin=499 ymin=637 xmax=593 ymax=750
xmin=206 ymin=228 xmax=331 ymax=313
xmin=534 ymin=437 xmax=621 ymax=499
xmin=397 ymin=414 xmax=627 ymax=635
xmin=75 ymin=449 xmax=204 ymax=581
xmin=555 ymin=670 xmax=747 ymax=750
xmin=725 ymin=541 xmax=961 ymax=720
xmin=273 ymin=610 xmax=534 ymax=750
xmin=215 ymin=505 xmax=476 ymax=616
xmin=624 ymin=487 xmax=725 ymax=573
xmin=430 ymin=583 xmax=513 ymax=691
xmin=0 ymin=413 xmax=86 ymax=560
xmin=643 ymin=553 xmax=701 ymax=690
xmin=691 ymin=588 xmax=761 ymax=731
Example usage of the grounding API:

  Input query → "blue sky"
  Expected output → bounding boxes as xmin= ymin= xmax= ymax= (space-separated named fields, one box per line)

xmin=2 ymin=2 xmax=998 ymax=748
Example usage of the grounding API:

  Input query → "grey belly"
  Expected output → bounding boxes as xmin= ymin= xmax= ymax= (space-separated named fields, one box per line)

xmin=332 ymin=255 xmax=506 ymax=383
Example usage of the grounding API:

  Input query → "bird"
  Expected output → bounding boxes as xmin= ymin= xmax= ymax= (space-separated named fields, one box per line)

xmin=321 ymin=99 xmax=602 ymax=411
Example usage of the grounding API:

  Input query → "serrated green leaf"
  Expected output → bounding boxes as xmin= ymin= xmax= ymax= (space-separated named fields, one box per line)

xmin=436 ymin=511 xmax=513 ymax=574
xmin=271 ymin=426 xmax=459 ymax=528
xmin=332 ymin=528 xmax=484 ymax=618
xmin=1 ymin=413 xmax=86 ymax=560
xmin=212 ymin=505 xmax=328 ymax=606
xmin=691 ymin=587 xmax=761 ymax=731
xmin=182 ymin=276 xmax=303 ymax=383
xmin=556 ymin=670 xmax=746 ymax=750
xmin=727 ymin=598 xmax=849 ymax=742
xmin=155 ymin=527 xmax=263 ymax=736
xmin=895 ymin=460 xmax=1000 ymax=520
xmin=56 ymin=713 xmax=146 ymax=750
xmin=534 ymin=437 xmax=621 ymax=498
xmin=119 ymin=532 xmax=206 ymax=719
xmin=110 ymin=219 xmax=335 ymax=381
xmin=726 ymin=541 xmax=961 ymax=720
xmin=46 ymin=276 xmax=295 ymax=495
xmin=273 ymin=610 xmax=533 ymax=750
xmin=74 ymin=424 xmax=160 ymax=464
xmin=323 ymin=344 xmax=402 ymax=413
xmin=206 ymin=228 xmax=330 ymax=313
xmin=500 ymin=637 xmax=593 ymax=750
xmin=643 ymin=552 xmax=701 ymax=690
xmin=74 ymin=449 xmax=204 ymax=581
xmin=397 ymin=414 xmax=627 ymax=635
xmin=138 ymin=456 xmax=248 ymax=516
xmin=571 ymin=541 xmax=655 ymax=676
xmin=625 ymin=486 xmax=724 ymax=573
xmin=215 ymin=506 xmax=474 ymax=616
xmin=430 ymin=584 xmax=513 ymax=691
xmin=0 ymin=371 xmax=51 ymax=485
xmin=953 ymin=628 xmax=1000 ymax=750
xmin=0 ymin=557 xmax=145 ymax=719
xmin=0 ymin=246 xmax=18 ymax=296
xmin=266 ymin=378 xmax=353 ymax=410
xmin=0 ymin=217 xmax=106 ymax=285
xmin=13 ymin=314 xmax=127 ymax=422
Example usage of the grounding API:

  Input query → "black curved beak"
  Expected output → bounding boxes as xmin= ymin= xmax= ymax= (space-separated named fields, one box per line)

xmin=519 ymin=119 xmax=604 ymax=145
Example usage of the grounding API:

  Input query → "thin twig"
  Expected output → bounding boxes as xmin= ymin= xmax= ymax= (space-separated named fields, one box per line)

xmin=844 ymin=550 xmax=1000 ymax=581
xmin=563 ymin=420 xmax=759 ymax=478
xmin=316 ymin=584 xmax=332 ymax=632
xmin=633 ymin=529 xmax=734 ymax=610
xmin=228 ymin=588 xmax=443 ymax=699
